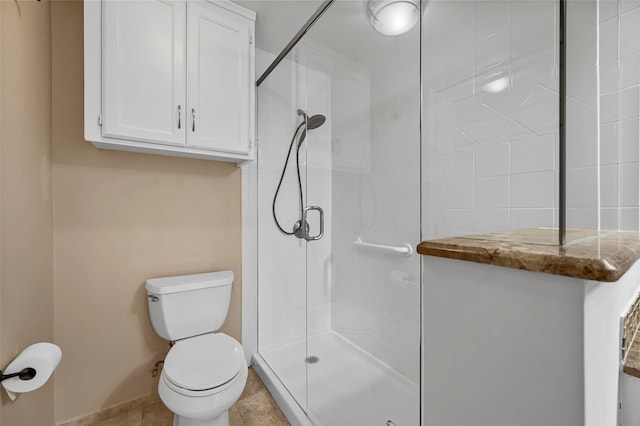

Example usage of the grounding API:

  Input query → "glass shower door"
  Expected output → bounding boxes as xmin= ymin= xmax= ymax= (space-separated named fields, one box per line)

xmin=299 ymin=2 xmax=422 ymax=424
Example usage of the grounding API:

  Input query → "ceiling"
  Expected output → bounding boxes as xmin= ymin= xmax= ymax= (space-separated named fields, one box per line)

xmin=234 ymin=0 xmax=420 ymax=74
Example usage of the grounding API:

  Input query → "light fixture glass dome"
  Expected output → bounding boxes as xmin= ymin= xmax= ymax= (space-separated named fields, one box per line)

xmin=367 ymin=0 xmax=421 ymax=36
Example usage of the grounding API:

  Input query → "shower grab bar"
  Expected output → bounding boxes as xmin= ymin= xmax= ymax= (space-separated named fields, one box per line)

xmin=353 ymin=238 xmax=413 ymax=256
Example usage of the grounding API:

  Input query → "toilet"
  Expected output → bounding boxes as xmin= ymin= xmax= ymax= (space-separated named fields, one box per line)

xmin=146 ymin=271 xmax=247 ymax=426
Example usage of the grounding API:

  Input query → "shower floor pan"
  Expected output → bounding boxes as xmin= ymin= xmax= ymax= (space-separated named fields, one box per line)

xmin=254 ymin=330 xmax=419 ymax=426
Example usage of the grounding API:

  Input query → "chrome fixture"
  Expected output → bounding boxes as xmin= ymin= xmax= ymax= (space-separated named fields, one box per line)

xmin=272 ymin=110 xmax=326 ymax=241
xmin=367 ymin=0 xmax=423 ymax=36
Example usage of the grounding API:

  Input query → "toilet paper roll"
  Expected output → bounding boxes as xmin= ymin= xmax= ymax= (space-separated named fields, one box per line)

xmin=1 ymin=343 xmax=61 ymax=394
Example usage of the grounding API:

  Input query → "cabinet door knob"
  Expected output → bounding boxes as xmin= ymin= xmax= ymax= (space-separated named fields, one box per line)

xmin=192 ymin=108 xmax=196 ymax=132
xmin=177 ymin=105 xmax=181 ymax=129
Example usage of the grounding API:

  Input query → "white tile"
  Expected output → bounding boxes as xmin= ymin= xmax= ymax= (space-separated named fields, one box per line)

xmin=600 ymin=207 xmax=619 ymax=230
xmin=425 ymin=182 xmax=446 ymax=210
xmin=475 ymin=176 xmax=509 ymax=209
xmin=566 ymin=208 xmax=599 ymax=229
xmin=511 ymin=1 xmax=556 ymax=57
xmin=474 ymin=209 xmax=509 ymax=233
xmin=600 ymin=0 xmax=619 ymax=22
xmin=621 ymin=0 xmax=640 ymax=13
xmin=566 ymin=167 xmax=599 ymax=208
xmin=619 ymin=118 xmax=640 ymax=162
xmin=474 ymin=143 xmax=510 ymax=177
xmin=567 ymin=97 xmax=599 ymax=168
xmin=600 ymin=122 xmax=619 ymax=165
xmin=446 ymin=149 xmax=474 ymax=180
xmin=600 ymin=92 xmax=619 ymax=123
xmin=475 ymin=31 xmax=509 ymax=72
xmin=600 ymin=59 xmax=619 ymax=94
xmin=600 ymin=165 xmax=619 ymax=207
xmin=621 ymin=8 xmax=640 ymax=57
xmin=619 ymin=54 xmax=640 ymax=90
xmin=600 ymin=17 xmax=619 ymax=63
xmin=446 ymin=179 xmax=474 ymax=209
xmin=619 ymin=86 xmax=640 ymax=120
xmin=620 ymin=162 xmax=639 ymax=206
xmin=446 ymin=48 xmax=474 ymax=85
xmin=510 ymin=172 xmax=555 ymax=208
xmin=621 ymin=207 xmax=640 ymax=230
xmin=511 ymin=134 xmax=556 ymax=174
xmin=444 ymin=209 xmax=475 ymax=236
xmin=475 ymin=1 xmax=510 ymax=41
xmin=510 ymin=208 xmax=556 ymax=229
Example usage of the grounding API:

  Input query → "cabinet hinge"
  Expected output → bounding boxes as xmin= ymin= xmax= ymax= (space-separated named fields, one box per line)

xmin=249 ymin=35 xmax=253 ymax=45
xmin=249 ymin=139 xmax=253 ymax=149
xmin=98 ymin=114 xmax=103 ymax=126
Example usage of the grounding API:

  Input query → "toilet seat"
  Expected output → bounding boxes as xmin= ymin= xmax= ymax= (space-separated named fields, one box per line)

xmin=163 ymin=333 xmax=244 ymax=394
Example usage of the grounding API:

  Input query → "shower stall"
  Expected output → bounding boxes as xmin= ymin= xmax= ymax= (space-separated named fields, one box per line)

xmin=245 ymin=0 xmax=570 ymax=423
xmin=252 ymin=1 xmax=421 ymax=424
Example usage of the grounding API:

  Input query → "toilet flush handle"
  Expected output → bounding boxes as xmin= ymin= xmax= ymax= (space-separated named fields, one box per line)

xmin=148 ymin=295 xmax=159 ymax=302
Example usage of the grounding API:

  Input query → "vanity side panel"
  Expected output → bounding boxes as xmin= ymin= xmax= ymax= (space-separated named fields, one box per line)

xmin=422 ymin=257 xmax=585 ymax=426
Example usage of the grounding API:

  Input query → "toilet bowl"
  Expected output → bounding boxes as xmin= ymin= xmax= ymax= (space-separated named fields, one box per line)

xmin=146 ymin=271 xmax=247 ymax=426
xmin=159 ymin=333 xmax=247 ymax=426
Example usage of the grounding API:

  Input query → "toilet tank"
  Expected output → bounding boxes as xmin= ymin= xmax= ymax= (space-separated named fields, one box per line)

xmin=145 ymin=271 xmax=233 ymax=341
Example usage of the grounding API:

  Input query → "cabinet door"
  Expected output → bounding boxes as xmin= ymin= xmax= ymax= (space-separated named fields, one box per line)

xmin=187 ymin=2 xmax=252 ymax=154
xmin=102 ymin=1 xmax=186 ymax=146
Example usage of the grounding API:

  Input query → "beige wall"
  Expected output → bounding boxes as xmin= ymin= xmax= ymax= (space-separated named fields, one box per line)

xmin=0 ymin=1 xmax=242 ymax=424
xmin=0 ymin=1 xmax=56 ymax=425
xmin=51 ymin=1 xmax=242 ymax=423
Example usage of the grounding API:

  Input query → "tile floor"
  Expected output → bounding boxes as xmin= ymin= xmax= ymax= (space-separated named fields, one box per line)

xmin=93 ymin=368 xmax=289 ymax=426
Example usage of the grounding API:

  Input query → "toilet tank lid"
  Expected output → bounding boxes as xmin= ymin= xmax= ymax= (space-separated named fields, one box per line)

xmin=146 ymin=271 xmax=234 ymax=295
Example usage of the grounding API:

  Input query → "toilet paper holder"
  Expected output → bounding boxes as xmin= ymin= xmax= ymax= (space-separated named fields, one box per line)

xmin=0 ymin=367 xmax=36 ymax=383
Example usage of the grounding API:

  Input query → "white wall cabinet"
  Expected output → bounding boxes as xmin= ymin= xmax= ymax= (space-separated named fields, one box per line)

xmin=85 ymin=0 xmax=256 ymax=164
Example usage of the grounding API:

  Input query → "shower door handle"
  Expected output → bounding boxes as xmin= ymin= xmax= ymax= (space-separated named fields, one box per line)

xmin=303 ymin=206 xmax=324 ymax=241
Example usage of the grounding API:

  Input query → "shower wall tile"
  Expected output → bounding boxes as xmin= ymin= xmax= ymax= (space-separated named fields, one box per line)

xmin=601 ymin=207 xmax=620 ymax=229
xmin=601 ymin=122 xmax=619 ymax=165
xmin=511 ymin=172 xmax=556 ymax=209
xmin=422 ymin=0 xmax=559 ymax=239
xmin=621 ymin=0 xmax=640 ymax=13
xmin=474 ymin=209 xmax=510 ymax=233
xmin=511 ymin=1 xmax=555 ymax=56
xmin=619 ymin=118 xmax=640 ymax=162
xmin=600 ymin=60 xmax=619 ymax=94
xmin=598 ymin=1 xmax=640 ymax=231
xmin=446 ymin=150 xmax=474 ymax=180
xmin=511 ymin=134 xmax=556 ymax=174
xmin=619 ymin=54 xmax=640 ymax=89
xmin=619 ymin=86 xmax=640 ymax=120
xmin=566 ymin=167 xmax=599 ymax=208
xmin=475 ymin=143 xmax=509 ymax=177
xmin=621 ymin=207 xmax=640 ymax=230
xmin=621 ymin=7 xmax=640 ymax=57
xmin=619 ymin=162 xmax=639 ymax=206
xmin=601 ymin=165 xmax=620 ymax=208
xmin=510 ymin=208 xmax=555 ymax=230
xmin=474 ymin=176 xmax=509 ymax=209
xmin=600 ymin=0 xmax=620 ymax=23
xmin=566 ymin=208 xmax=599 ymax=228
xmin=600 ymin=18 xmax=619 ymax=63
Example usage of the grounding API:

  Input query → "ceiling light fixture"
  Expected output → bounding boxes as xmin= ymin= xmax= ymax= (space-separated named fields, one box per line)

xmin=367 ymin=0 xmax=422 ymax=36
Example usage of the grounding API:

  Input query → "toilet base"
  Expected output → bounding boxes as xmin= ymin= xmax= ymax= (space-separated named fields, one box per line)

xmin=173 ymin=411 xmax=229 ymax=426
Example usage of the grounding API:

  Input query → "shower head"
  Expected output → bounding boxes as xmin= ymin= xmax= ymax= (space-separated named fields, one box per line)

xmin=298 ymin=114 xmax=326 ymax=147
xmin=306 ymin=114 xmax=326 ymax=130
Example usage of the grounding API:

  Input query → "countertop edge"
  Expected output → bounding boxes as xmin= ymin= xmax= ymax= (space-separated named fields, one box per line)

xmin=418 ymin=231 xmax=640 ymax=283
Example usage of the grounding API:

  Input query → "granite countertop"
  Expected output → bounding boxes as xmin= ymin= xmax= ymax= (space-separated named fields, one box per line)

xmin=417 ymin=228 xmax=640 ymax=282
